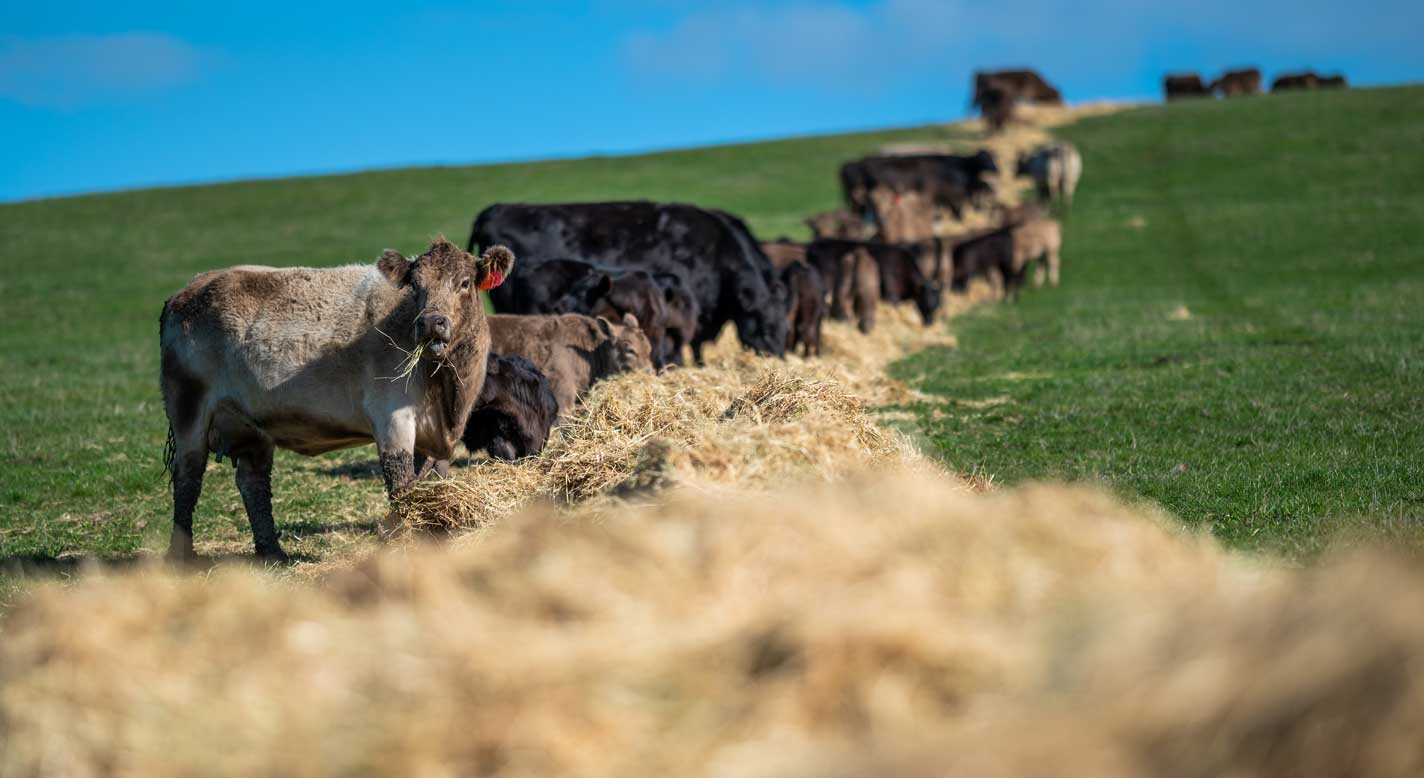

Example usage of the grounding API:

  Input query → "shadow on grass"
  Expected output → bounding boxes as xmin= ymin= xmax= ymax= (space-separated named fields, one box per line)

xmin=0 ymin=549 xmax=319 ymax=581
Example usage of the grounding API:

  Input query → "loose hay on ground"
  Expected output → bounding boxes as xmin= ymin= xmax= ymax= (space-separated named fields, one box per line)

xmin=6 ymin=473 xmax=1423 ymax=777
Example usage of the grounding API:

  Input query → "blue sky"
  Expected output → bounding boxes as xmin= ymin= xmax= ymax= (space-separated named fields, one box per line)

xmin=3 ymin=0 xmax=1421 ymax=202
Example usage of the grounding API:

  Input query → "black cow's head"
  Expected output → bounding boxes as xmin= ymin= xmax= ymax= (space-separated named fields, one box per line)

xmin=914 ymin=276 xmax=944 ymax=327
xmin=734 ymin=271 xmax=789 ymax=358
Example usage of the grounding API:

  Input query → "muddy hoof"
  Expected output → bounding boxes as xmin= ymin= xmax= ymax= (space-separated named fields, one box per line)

xmin=255 ymin=547 xmax=291 ymax=566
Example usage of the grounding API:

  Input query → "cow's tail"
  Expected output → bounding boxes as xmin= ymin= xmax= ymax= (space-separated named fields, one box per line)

xmin=158 ymin=299 xmax=177 ymax=484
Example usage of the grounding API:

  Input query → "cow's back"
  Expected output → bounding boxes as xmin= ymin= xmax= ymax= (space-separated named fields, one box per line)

xmin=163 ymin=264 xmax=393 ymax=394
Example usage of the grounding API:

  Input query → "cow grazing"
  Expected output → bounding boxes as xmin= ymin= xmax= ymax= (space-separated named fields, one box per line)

xmin=972 ymin=69 xmax=1064 ymax=107
xmin=804 ymin=208 xmax=869 ymax=240
xmin=471 ymin=201 xmax=788 ymax=364
xmin=1213 ymin=68 xmax=1262 ymax=97
xmin=951 ymin=227 xmax=1024 ymax=300
xmin=652 ymin=272 xmax=700 ymax=368
xmin=1318 ymin=74 xmax=1348 ymax=89
xmin=1012 ymin=217 xmax=1063 ymax=287
xmin=979 ymin=84 xmax=1015 ymax=133
xmin=1016 ymin=142 xmax=1083 ymax=206
xmin=806 ymin=240 xmax=878 ymax=333
xmin=159 ymin=238 xmax=514 ymax=561
xmin=1165 ymin=73 xmax=1211 ymax=100
xmin=462 ymin=353 xmax=558 ymax=461
xmin=488 ymin=312 xmax=652 ymax=419
xmin=760 ymin=239 xmax=808 ymax=271
xmin=1271 ymin=72 xmax=1320 ymax=92
xmin=869 ymin=188 xmax=937 ymax=244
xmin=478 ymin=256 xmax=671 ymax=371
xmin=1271 ymin=71 xmax=1338 ymax=92
xmin=780 ymin=261 xmax=826 ymax=357
xmin=809 ymin=239 xmax=943 ymax=327
xmin=841 ymin=152 xmax=998 ymax=221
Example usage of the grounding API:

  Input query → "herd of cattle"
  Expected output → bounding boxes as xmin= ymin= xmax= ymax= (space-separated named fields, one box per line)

xmin=1164 ymin=67 xmax=1348 ymax=100
xmin=157 ymin=73 xmax=1083 ymax=561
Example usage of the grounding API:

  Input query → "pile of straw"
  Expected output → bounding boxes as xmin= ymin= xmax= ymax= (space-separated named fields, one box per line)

xmin=388 ymin=321 xmax=942 ymax=534
xmin=7 ymin=472 xmax=1422 ymax=777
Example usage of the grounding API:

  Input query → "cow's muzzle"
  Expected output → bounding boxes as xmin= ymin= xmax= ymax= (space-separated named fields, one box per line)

xmin=415 ymin=312 xmax=452 ymax=357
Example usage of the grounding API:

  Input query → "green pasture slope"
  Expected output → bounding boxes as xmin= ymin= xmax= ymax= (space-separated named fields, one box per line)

xmin=896 ymin=84 xmax=1424 ymax=556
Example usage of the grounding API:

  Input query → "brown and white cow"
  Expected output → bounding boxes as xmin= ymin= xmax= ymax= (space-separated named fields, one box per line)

xmin=1012 ymin=217 xmax=1063 ymax=287
xmin=159 ymin=237 xmax=514 ymax=561
xmin=1016 ymin=142 xmax=1083 ymax=206
xmin=488 ymin=312 xmax=652 ymax=420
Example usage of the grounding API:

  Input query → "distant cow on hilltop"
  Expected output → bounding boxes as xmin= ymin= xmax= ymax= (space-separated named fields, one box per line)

xmin=972 ymin=69 xmax=1064 ymax=107
xmin=1164 ymin=73 xmax=1211 ymax=100
xmin=1213 ymin=68 xmax=1262 ymax=97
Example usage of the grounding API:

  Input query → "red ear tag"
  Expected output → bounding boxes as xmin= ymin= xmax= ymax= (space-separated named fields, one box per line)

xmin=478 ymin=270 xmax=504 ymax=291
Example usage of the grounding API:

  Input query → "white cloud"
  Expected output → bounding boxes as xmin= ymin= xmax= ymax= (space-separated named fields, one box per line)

xmin=0 ymin=32 xmax=211 ymax=109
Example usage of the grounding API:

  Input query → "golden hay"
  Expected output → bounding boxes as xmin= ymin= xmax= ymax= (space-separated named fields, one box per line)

xmin=388 ymin=342 xmax=937 ymax=535
xmin=6 ymin=473 xmax=1423 ymax=777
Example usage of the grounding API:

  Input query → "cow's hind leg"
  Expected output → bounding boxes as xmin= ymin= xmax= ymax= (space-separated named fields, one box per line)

xmin=167 ymin=430 xmax=208 ymax=563
xmin=161 ymin=358 xmax=209 ymax=563
xmin=234 ymin=439 xmax=286 ymax=563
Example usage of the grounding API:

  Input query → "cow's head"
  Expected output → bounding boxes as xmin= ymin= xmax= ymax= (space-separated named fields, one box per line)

xmin=914 ymin=274 xmax=944 ymax=327
xmin=554 ymin=271 xmax=670 ymax=371
xmin=654 ymin=273 xmax=699 ymax=367
xmin=378 ymin=237 xmax=514 ymax=359
xmin=734 ymin=271 xmax=789 ymax=358
xmin=972 ymin=149 xmax=999 ymax=176
xmin=597 ymin=313 xmax=654 ymax=374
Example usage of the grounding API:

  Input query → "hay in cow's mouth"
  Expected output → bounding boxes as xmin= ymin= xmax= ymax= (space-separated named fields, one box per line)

xmin=375 ymin=327 xmax=427 ymax=387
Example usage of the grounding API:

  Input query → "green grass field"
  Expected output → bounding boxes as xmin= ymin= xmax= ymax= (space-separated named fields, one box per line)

xmin=895 ymin=85 xmax=1424 ymax=556
xmin=2 ymin=85 xmax=1420 ymax=596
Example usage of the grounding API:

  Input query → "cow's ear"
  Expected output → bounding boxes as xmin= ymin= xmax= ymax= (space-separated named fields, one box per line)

xmin=475 ymin=245 xmax=515 ymax=291
xmin=590 ymin=274 xmax=613 ymax=300
xmin=621 ymin=312 xmax=640 ymax=330
xmin=593 ymin=315 xmax=615 ymax=338
xmin=377 ymin=250 xmax=412 ymax=285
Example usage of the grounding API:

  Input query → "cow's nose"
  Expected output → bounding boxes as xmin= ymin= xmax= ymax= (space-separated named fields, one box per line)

xmin=420 ymin=313 xmax=452 ymax=342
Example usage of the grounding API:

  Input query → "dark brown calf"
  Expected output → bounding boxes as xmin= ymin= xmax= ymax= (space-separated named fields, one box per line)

xmin=781 ymin=261 xmax=826 ymax=357
xmin=462 ymin=353 xmax=558 ymax=461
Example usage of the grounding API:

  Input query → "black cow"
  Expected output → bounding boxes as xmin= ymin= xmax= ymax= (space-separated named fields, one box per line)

xmin=469 ymin=202 xmax=788 ymax=364
xmin=807 ymin=239 xmax=944 ymax=326
xmin=462 ymin=353 xmax=559 ymax=461
xmin=972 ymin=69 xmax=1064 ymax=107
xmin=1164 ymin=73 xmax=1211 ymax=100
xmin=951 ymin=227 xmax=1026 ymax=300
xmin=840 ymin=152 xmax=998 ymax=220
xmin=781 ymin=261 xmax=826 ymax=357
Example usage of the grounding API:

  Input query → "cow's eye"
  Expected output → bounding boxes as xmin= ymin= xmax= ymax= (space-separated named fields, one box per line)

xmin=460 ymin=278 xmax=471 ymax=291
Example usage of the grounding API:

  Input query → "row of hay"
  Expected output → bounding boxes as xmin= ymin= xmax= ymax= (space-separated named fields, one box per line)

xmin=385 ymin=302 xmax=966 ymax=537
xmin=6 ymin=471 xmax=1423 ymax=776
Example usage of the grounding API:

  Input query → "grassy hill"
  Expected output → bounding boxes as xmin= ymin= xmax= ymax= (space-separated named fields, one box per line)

xmin=895 ymin=85 xmax=1424 ymax=556
xmin=2 ymin=85 xmax=1421 ymax=582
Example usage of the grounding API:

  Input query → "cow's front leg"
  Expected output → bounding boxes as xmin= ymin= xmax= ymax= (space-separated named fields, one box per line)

xmin=413 ymin=453 xmax=452 ymax=480
xmin=373 ymin=408 xmax=418 ymax=500
xmin=234 ymin=440 xmax=287 ymax=563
